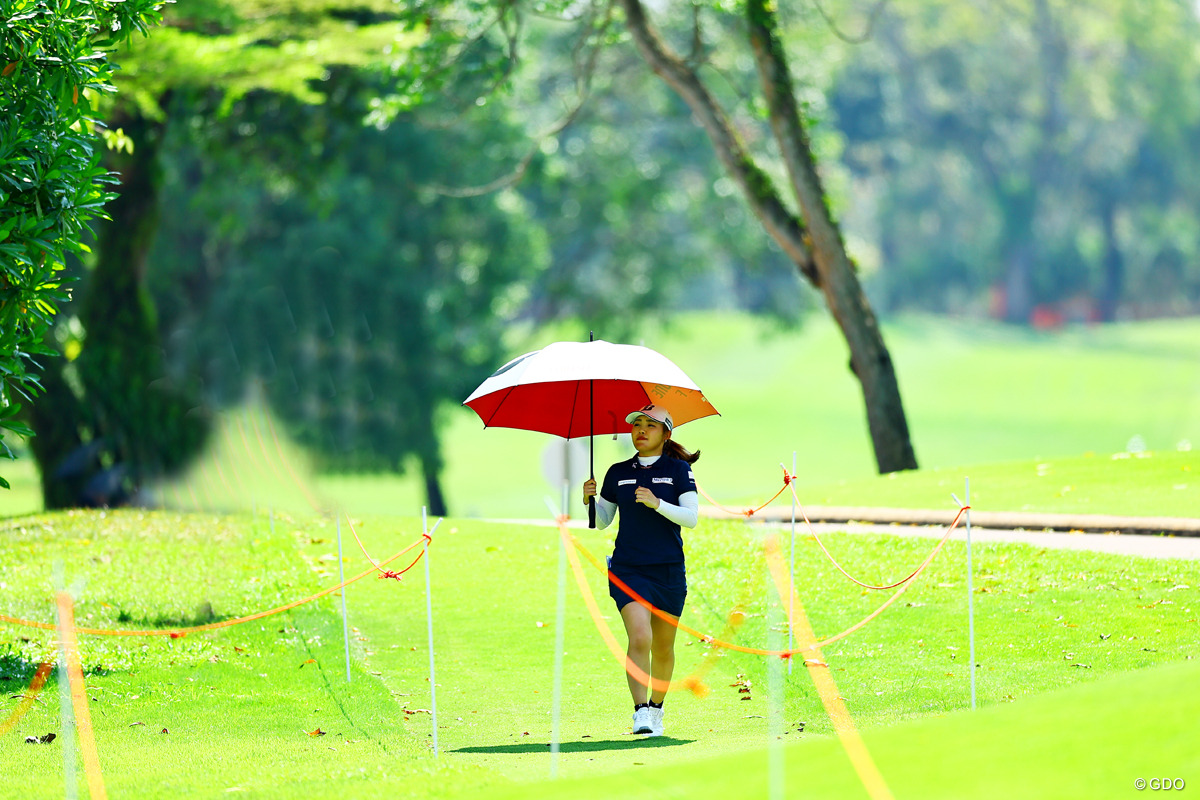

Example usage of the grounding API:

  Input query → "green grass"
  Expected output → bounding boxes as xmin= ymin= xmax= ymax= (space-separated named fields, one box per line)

xmin=477 ymin=657 xmax=1200 ymax=800
xmin=801 ymin=449 xmax=1198 ymax=517
xmin=2 ymin=506 xmax=1199 ymax=797
xmin=336 ymin=312 xmax=1200 ymax=520
xmin=2 ymin=312 xmax=1198 ymax=796
xmin=4 ymin=312 xmax=1199 ymax=520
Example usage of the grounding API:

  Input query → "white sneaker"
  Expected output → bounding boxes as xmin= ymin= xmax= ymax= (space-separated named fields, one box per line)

xmin=646 ymin=706 xmax=664 ymax=737
xmin=631 ymin=706 xmax=652 ymax=734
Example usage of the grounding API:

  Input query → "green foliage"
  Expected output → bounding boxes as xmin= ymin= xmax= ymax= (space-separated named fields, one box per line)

xmin=110 ymin=0 xmax=424 ymax=115
xmin=24 ymin=1 xmax=427 ymax=507
xmin=827 ymin=0 xmax=1200 ymax=320
xmin=147 ymin=79 xmax=549 ymax=493
xmin=0 ymin=0 xmax=164 ymax=478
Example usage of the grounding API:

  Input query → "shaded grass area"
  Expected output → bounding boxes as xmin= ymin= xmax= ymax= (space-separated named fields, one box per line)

xmin=1 ymin=507 xmax=1198 ymax=797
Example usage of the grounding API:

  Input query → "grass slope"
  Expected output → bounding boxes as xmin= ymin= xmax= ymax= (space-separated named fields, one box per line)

xmin=4 ymin=312 xmax=1198 ymax=520
xmin=330 ymin=313 xmax=1200 ymax=520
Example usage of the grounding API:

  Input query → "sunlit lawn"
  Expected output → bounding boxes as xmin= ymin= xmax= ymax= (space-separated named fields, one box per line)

xmin=2 ymin=504 xmax=1198 ymax=798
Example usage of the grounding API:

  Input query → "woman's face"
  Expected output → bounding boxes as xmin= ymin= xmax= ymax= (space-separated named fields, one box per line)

xmin=630 ymin=415 xmax=668 ymax=456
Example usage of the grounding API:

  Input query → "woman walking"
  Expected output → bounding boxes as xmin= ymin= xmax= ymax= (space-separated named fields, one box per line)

xmin=581 ymin=403 xmax=700 ymax=738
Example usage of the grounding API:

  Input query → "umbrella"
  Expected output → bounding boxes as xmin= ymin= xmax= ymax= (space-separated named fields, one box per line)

xmin=463 ymin=336 xmax=719 ymax=527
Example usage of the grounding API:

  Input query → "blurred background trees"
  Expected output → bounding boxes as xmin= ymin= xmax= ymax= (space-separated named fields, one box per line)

xmin=7 ymin=0 xmax=1200 ymax=512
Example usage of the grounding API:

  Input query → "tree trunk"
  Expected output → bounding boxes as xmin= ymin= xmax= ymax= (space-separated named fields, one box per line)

xmin=620 ymin=0 xmax=917 ymax=473
xmin=26 ymin=358 xmax=89 ymax=509
xmin=421 ymin=452 xmax=448 ymax=517
xmin=32 ymin=100 xmax=209 ymax=507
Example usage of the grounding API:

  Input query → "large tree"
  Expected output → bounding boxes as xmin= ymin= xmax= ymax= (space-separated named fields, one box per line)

xmin=400 ymin=0 xmax=918 ymax=473
xmin=145 ymin=76 xmax=548 ymax=515
xmin=0 ymin=0 xmax=163 ymax=491
xmin=25 ymin=2 xmax=421 ymax=506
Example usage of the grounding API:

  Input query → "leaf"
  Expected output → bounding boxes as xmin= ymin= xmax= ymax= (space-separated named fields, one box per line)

xmin=308 ymin=728 xmax=326 ymax=736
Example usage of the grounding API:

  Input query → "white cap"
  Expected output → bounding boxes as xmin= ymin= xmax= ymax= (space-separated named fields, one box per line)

xmin=625 ymin=403 xmax=673 ymax=432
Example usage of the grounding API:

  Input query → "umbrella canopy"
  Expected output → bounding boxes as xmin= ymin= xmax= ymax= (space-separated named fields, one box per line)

xmin=463 ymin=339 xmax=718 ymax=439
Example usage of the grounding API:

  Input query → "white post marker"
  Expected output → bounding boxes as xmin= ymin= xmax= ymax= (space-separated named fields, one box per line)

xmin=550 ymin=484 xmax=570 ymax=777
xmin=767 ymin=557 xmax=785 ymax=800
xmin=337 ymin=514 xmax=352 ymax=683
xmin=423 ymin=507 xmax=439 ymax=757
xmin=953 ymin=480 xmax=977 ymax=711
xmin=966 ymin=478 xmax=976 ymax=710
xmin=788 ymin=451 xmax=797 ymax=676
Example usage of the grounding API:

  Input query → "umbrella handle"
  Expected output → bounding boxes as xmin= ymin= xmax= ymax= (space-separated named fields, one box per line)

xmin=589 ymin=332 xmax=596 ymax=529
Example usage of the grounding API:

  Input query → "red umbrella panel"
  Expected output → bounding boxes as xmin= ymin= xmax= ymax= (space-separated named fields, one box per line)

xmin=462 ymin=340 xmax=719 ymax=438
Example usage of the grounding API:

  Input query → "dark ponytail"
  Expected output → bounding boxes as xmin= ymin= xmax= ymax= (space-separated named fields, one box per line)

xmin=664 ymin=438 xmax=700 ymax=464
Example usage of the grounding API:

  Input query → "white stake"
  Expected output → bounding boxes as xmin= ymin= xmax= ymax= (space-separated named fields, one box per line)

xmin=789 ymin=451 xmax=796 ymax=676
xmin=424 ymin=507 xmax=439 ymax=756
xmin=966 ymin=478 xmax=976 ymax=710
xmin=336 ymin=515 xmax=351 ymax=683
xmin=768 ymin=556 xmax=785 ymax=800
xmin=550 ymin=484 xmax=569 ymax=777
xmin=953 ymin=481 xmax=977 ymax=711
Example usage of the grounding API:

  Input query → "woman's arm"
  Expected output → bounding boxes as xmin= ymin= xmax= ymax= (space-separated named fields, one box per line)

xmin=654 ymin=490 xmax=698 ymax=529
xmin=582 ymin=476 xmax=616 ymax=528
xmin=594 ymin=496 xmax=616 ymax=528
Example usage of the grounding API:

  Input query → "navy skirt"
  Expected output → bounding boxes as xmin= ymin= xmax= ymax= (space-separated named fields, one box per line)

xmin=608 ymin=560 xmax=687 ymax=618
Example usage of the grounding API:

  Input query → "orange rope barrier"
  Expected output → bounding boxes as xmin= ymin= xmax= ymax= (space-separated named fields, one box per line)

xmin=568 ymin=501 xmax=966 ymax=655
xmin=0 ymin=661 xmax=52 ymax=737
xmin=700 ymin=464 xmax=968 ymax=592
xmin=56 ymin=592 xmax=108 ymax=799
xmin=555 ymin=517 xmax=704 ymax=696
xmin=0 ymin=533 xmax=431 ymax=638
xmin=695 ymin=465 xmax=792 ymax=517
xmin=344 ymin=515 xmax=433 ymax=581
xmin=763 ymin=535 xmax=895 ymax=800
xmin=791 ymin=484 xmax=970 ymax=590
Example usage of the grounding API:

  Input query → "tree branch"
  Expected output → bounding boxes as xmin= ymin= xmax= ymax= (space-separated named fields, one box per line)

xmin=809 ymin=0 xmax=890 ymax=45
xmin=618 ymin=0 xmax=818 ymax=284
xmin=426 ymin=0 xmax=614 ymax=197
